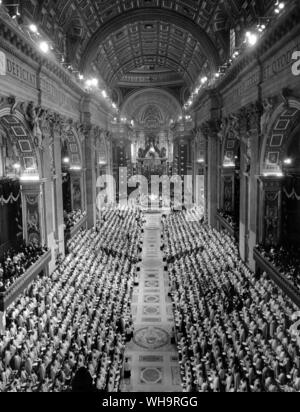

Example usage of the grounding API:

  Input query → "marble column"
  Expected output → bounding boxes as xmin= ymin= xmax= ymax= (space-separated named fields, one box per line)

xmin=205 ymin=127 xmax=219 ymax=228
xmin=52 ymin=118 xmax=65 ymax=259
xmin=85 ymin=126 xmax=97 ymax=228
xmin=40 ymin=121 xmax=57 ymax=272
xmin=239 ymin=103 xmax=262 ymax=269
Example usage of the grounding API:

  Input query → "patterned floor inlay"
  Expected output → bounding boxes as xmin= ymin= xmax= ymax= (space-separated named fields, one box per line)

xmin=145 ymin=280 xmax=159 ymax=288
xmin=139 ymin=356 xmax=164 ymax=363
xmin=143 ymin=306 xmax=161 ymax=316
xmin=141 ymin=318 xmax=162 ymax=323
xmin=140 ymin=368 xmax=163 ymax=384
xmin=144 ymin=295 xmax=160 ymax=304
xmin=145 ymin=274 xmax=159 ymax=279
xmin=134 ymin=327 xmax=169 ymax=350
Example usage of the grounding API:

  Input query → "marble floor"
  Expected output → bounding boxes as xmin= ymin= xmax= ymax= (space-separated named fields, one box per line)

xmin=121 ymin=213 xmax=182 ymax=393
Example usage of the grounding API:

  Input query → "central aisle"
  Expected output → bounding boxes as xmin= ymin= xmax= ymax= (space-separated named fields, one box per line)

xmin=122 ymin=213 xmax=182 ymax=392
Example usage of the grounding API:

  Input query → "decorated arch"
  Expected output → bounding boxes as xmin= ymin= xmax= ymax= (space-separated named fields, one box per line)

xmin=0 ymin=107 xmax=43 ymax=249
xmin=261 ymin=99 xmax=300 ymax=175
xmin=62 ymin=123 xmax=83 ymax=170
xmin=0 ymin=108 xmax=41 ymax=180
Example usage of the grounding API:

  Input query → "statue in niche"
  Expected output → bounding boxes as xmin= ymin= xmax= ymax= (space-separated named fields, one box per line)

xmin=25 ymin=102 xmax=44 ymax=150
xmin=0 ymin=124 xmax=20 ymax=176
xmin=218 ymin=119 xmax=228 ymax=143
xmin=243 ymin=134 xmax=252 ymax=173
xmin=261 ymin=98 xmax=275 ymax=136
xmin=160 ymin=147 xmax=167 ymax=159
xmin=229 ymin=114 xmax=240 ymax=140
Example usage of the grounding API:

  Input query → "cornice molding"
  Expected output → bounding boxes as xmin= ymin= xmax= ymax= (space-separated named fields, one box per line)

xmin=193 ymin=1 xmax=300 ymax=115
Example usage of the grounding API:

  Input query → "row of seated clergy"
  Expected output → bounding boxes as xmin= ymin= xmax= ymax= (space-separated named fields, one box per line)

xmin=0 ymin=207 xmax=142 ymax=392
xmin=163 ymin=209 xmax=300 ymax=393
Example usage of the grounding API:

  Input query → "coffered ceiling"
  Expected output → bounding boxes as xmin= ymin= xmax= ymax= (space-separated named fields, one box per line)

xmin=20 ymin=0 xmax=275 ymax=90
xmin=94 ymin=20 xmax=209 ymax=87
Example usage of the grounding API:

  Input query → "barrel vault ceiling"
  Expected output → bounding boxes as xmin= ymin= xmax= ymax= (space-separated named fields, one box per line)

xmin=20 ymin=0 xmax=275 ymax=99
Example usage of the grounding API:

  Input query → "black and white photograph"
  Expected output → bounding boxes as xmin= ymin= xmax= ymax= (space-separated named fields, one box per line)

xmin=0 ymin=0 xmax=300 ymax=398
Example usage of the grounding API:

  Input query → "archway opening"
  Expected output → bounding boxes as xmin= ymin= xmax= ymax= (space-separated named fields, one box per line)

xmin=60 ymin=127 xmax=85 ymax=243
xmin=217 ymin=122 xmax=241 ymax=241
xmin=0 ymin=113 xmax=41 ymax=256
xmin=282 ymin=124 xmax=300 ymax=246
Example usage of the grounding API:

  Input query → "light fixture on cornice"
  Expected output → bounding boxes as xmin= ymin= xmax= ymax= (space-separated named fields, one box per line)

xmin=245 ymin=31 xmax=258 ymax=47
xmin=13 ymin=162 xmax=21 ymax=170
xmin=85 ymin=78 xmax=98 ymax=88
xmin=29 ymin=24 xmax=38 ymax=33
xmin=63 ymin=157 xmax=70 ymax=164
xmin=182 ymin=1 xmax=287 ymax=113
xmin=39 ymin=41 xmax=50 ymax=54
xmin=275 ymin=1 xmax=285 ymax=14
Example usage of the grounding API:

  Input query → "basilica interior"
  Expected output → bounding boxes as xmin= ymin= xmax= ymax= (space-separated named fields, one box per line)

xmin=0 ymin=0 xmax=300 ymax=393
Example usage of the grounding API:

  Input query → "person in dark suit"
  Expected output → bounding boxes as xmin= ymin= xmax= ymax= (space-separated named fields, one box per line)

xmin=72 ymin=367 xmax=96 ymax=393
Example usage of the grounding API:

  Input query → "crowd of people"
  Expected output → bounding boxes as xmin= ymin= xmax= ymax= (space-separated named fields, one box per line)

xmin=0 ymin=207 xmax=142 ymax=392
xmin=257 ymin=244 xmax=300 ymax=291
xmin=163 ymin=209 xmax=300 ymax=392
xmin=64 ymin=210 xmax=87 ymax=231
xmin=217 ymin=209 xmax=239 ymax=230
xmin=96 ymin=208 xmax=143 ymax=263
xmin=0 ymin=243 xmax=48 ymax=293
